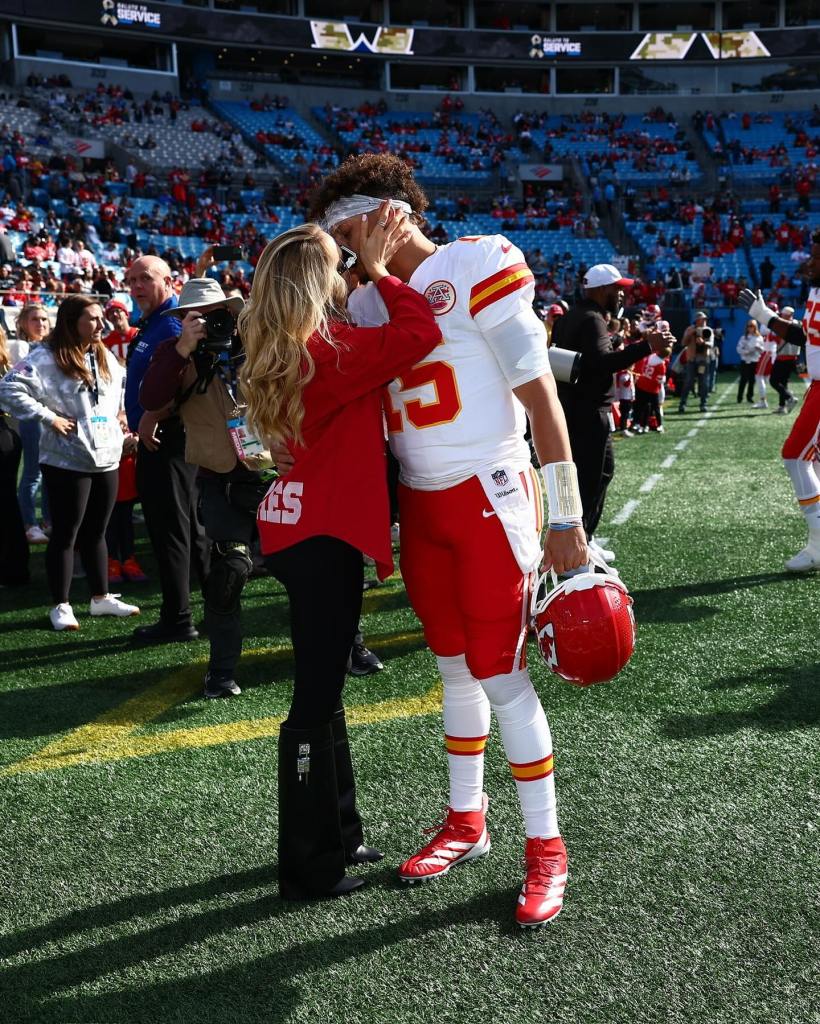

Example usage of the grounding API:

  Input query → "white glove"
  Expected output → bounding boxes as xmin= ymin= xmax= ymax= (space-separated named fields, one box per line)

xmin=738 ymin=288 xmax=778 ymax=326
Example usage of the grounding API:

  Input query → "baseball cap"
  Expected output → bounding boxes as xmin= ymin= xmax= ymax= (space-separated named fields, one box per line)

xmin=583 ymin=264 xmax=634 ymax=289
xmin=783 ymin=305 xmax=795 ymax=316
xmin=548 ymin=303 xmax=565 ymax=317
xmin=105 ymin=300 xmax=129 ymax=315
xmin=694 ymin=310 xmax=707 ymax=319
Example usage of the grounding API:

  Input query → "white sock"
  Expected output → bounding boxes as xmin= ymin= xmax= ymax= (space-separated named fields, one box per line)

xmin=783 ymin=458 xmax=820 ymax=530
xmin=480 ymin=669 xmax=559 ymax=839
xmin=756 ymin=376 xmax=768 ymax=400
xmin=438 ymin=654 xmax=490 ymax=812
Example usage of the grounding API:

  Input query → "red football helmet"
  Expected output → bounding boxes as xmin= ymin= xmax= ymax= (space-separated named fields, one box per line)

xmin=531 ymin=564 xmax=636 ymax=686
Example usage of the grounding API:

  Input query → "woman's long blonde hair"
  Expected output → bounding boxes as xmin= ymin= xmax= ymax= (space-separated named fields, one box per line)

xmin=16 ymin=303 xmax=49 ymax=342
xmin=238 ymin=223 xmax=347 ymax=445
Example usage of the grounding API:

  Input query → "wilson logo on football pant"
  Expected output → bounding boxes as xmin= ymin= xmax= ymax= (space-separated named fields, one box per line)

xmin=439 ymin=654 xmax=491 ymax=813
xmin=782 ymin=382 xmax=820 ymax=528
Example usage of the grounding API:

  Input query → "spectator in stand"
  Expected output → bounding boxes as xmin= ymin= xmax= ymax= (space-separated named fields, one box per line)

xmin=14 ymin=302 xmax=51 ymax=543
xmin=125 ymin=256 xmax=210 ymax=644
xmin=0 ymin=295 xmax=139 ymax=630
xmin=760 ymin=255 xmax=775 ymax=291
xmin=736 ymin=320 xmax=763 ymax=404
xmin=0 ymin=325 xmax=29 ymax=585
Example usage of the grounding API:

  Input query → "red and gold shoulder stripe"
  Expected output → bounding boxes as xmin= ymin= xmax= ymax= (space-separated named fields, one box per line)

xmin=445 ymin=734 xmax=489 ymax=757
xmin=470 ymin=262 xmax=534 ymax=318
xmin=509 ymin=753 xmax=554 ymax=782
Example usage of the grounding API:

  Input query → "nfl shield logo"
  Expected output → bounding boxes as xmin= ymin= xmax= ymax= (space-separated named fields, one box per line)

xmin=492 ymin=469 xmax=509 ymax=487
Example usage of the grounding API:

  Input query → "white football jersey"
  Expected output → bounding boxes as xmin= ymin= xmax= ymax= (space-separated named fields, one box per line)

xmin=348 ymin=236 xmax=542 ymax=489
xmin=802 ymin=286 xmax=820 ymax=380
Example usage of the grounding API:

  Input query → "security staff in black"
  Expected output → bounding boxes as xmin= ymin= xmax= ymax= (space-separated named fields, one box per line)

xmin=551 ymin=264 xmax=674 ymax=544
xmin=140 ymin=279 xmax=269 ymax=699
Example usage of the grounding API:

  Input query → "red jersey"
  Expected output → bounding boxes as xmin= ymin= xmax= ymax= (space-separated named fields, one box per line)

xmin=257 ymin=277 xmax=441 ymax=580
xmin=105 ymin=326 xmax=137 ymax=364
xmin=636 ymin=354 xmax=668 ymax=395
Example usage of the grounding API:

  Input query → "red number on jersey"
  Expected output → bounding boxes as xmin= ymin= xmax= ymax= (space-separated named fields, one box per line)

xmin=804 ymin=298 xmax=820 ymax=347
xmin=384 ymin=341 xmax=462 ymax=432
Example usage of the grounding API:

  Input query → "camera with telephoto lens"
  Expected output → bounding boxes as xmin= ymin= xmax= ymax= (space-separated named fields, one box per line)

xmin=695 ymin=326 xmax=712 ymax=357
xmin=548 ymin=346 xmax=582 ymax=384
xmin=197 ymin=308 xmax=237 ymax=354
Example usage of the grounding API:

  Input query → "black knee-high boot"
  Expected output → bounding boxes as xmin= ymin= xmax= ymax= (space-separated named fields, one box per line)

xmin=331 ymin=705 xmax=384 ymax=866
xmin=277 ymin=722 xmax=365 ymax=900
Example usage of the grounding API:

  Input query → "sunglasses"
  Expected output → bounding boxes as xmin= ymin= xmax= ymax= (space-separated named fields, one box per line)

xmin=337 ymin=245 xmax=358 ymax=274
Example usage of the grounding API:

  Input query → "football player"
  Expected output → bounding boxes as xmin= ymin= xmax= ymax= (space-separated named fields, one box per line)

xmin=308 ymin=154 xmax=588 ymax=927
xmin=740 ymin=229 xmax=820 ymax=571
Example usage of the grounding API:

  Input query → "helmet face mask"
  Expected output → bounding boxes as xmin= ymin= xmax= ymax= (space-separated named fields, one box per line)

xmin=532 ymin=563 xmax=636 ymax=686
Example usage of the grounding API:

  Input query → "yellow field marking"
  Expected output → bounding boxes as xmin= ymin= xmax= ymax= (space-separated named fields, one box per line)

xmin=2 ymin=630 xmax=436 ymax=777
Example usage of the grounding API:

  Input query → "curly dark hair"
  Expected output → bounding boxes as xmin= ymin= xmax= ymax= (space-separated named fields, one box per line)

xmin=307 ymin=153 xmax=430 ymax=228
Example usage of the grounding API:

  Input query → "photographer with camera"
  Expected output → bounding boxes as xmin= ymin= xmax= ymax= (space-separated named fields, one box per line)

xmin=677 ymin=311 xmax=713 ymax=414
xmin=140 ymin=278 xmax=266 ymax=699
xmin=551 ymin=264 xmax=673 ymax=560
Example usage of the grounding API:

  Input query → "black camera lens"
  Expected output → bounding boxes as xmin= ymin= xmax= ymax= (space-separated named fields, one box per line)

xmin=198 ymin=308 xmax=236 ymax=353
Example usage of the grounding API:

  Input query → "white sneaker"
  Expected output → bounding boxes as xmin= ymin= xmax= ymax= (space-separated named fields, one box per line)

xmin=589 ymin=537 xmax=616 ymax=563
xmin=751 ymin=401 xmax=768 ymax=409
xmin=26 ymin=525 xmax=49 ymax=544
xmin=785 ymin=545 xmax=820 ymax=572
xmin=49 ymin=603 xmax=79 ymax=631
xmin=90 ymin=594 xmax=140 ymax=617
xmin=785 ymin=396 xmax=798 ymax=413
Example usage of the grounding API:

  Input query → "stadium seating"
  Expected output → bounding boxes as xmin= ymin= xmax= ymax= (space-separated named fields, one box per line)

xmin=212 ymin=102 xmax=338 ymax=177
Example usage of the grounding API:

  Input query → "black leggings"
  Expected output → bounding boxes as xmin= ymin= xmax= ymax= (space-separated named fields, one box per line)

xmin=267 ymin=536 xmax=364 ymax=729
xmin=40 ymin=464 xmax=118 ymax=603
xmin=106 ymin=500 xmax=136 ymax=562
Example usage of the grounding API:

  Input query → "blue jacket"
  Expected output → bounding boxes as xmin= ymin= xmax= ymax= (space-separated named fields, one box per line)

xmin=125 ymin=295 xmax=181 ymax=431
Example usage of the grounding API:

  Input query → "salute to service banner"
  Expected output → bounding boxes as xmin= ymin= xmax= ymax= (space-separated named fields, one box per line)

xmin=7 ymin=0 xmax=820 ymax=65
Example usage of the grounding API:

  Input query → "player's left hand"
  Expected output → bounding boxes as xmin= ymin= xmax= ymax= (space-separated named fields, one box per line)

xmin=543 ymin=526 xmax=588 ymax=576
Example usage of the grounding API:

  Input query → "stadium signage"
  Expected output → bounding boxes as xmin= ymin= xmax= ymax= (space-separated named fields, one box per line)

xmin=100 ymin=0 xmax=162 ymax=29
xmin=529 ymin=36 xmax=582 ymax=59
xmin=518 ymin=164 xmax=564 ymax=181
xmin=310 ymin=21 xmax=414 ymax=55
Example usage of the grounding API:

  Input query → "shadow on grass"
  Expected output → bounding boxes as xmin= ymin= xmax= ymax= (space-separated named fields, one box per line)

xmin=631 ymin=571 xmax=794 ymax=625
xmin=662 ymin=661 xmax=820 ymax=739
xmin=1 ymin=865 xmax=520 ymax=1024
xmin=0 ymin=660 xmax=203 ymax=742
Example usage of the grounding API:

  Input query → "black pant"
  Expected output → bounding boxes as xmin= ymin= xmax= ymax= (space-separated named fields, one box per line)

xmin=106 ymin=500 xmax=135 ymax=562
xmin=267 ymin=536 xmax=364 ymax=729
xmin=737 ymin=362 xmax=756 ymax=402
xmin=198 ymin=474 xmax=261 ymax=679
xmin=561 ymin=402 xmax=614 ymax=538
xmin=136 ymin=421 xmax=209 ymax=627
xmin=770 ymin=360 xmax=795 ymax=408
xmin=633 ymin=390 xmax=662 ymax=429
xmin=40 ymin=464 xmax=118 ymax=603
xmin=0 ymin=420 xmax=28 ymax=584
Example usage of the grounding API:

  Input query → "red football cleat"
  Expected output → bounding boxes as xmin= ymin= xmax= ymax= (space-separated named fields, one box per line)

xmin=121 ymin=557 xmax=148 ymax=582
xmin=515 ymin=836 xmax=568 ymax=928
xmin=398 ymin=794 xmax=490 ymax=883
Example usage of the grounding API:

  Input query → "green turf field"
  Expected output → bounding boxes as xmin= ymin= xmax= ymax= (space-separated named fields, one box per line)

xmin=1 ymin=374 xmax=817 ymax=1024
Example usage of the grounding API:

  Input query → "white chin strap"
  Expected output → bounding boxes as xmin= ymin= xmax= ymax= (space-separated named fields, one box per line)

xmin=319 ymin=193 xmax=413 ymax=232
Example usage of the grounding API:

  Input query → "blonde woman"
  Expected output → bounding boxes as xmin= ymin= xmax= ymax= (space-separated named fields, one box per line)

xmin=0 ymin=326 xmax=29 ymax=584
xmin=737 ymin=318 xmax=763 ymax=404
xmin=14 ymin=302 xmax=52 ymax=542
xmin=240 ymin=207 xmax=441 ymax=901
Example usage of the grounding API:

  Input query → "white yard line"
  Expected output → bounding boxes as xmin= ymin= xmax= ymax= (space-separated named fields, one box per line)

xmin=660 ymin=454 xmax=678 ymax=470
xmin=611 ymin=498 xmax=640 ymax=525
xmin=674 ymin=439 xmax=690 ymax=452
xmin=687 ymin=428 xmax=699 ymax=438
xmin=639 ymin=474 xmax=662 ymax=493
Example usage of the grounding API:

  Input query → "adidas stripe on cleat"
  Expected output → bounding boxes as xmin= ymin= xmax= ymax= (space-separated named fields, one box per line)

xmin=398 ymin=794 xmax=490 ymax=884
xmin=515 ymin=836 xmax=568 ymax=928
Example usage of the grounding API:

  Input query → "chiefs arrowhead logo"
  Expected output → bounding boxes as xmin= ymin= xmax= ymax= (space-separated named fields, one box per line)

xmin=423 ymin=280 xmax=456 ymax=316
xmin=501 ymin=242 xmax=512 ymax=253
xmin=537 ymin=621 xmax=558 ymax=672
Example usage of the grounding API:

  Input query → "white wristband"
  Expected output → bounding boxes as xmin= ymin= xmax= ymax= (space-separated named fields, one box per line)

xmin=542 ymin=461 xmax=583 ymax=526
